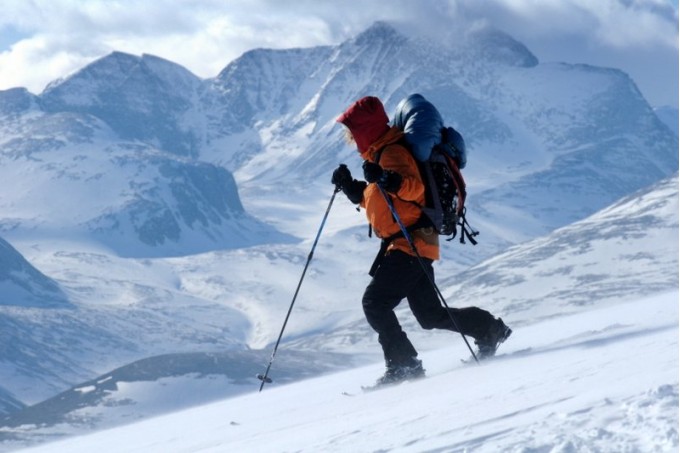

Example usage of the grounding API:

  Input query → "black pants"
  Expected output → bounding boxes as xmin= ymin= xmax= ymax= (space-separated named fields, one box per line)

xmin=362 ymin=250 xmax=496 ymax=367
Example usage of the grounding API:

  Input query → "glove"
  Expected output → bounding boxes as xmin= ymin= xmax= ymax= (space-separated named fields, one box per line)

xmin=362 ymin=161 xmax=383 ymax=183
xmin=362 ymin=161 xmax=402 ymax=193
xmin=331 ymin=164 xmax=352 ymax=189
xmin=343 ymin=179 xmax=367 ymax=204
xmin=331 ymin=164 xmax=366 ymax=204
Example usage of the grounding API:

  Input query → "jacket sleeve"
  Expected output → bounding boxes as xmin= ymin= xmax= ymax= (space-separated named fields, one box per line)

xmin=378 ymin=144 xmax=424 ymax=202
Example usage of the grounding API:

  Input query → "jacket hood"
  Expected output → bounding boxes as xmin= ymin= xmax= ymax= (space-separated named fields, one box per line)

xmin=337 ymin=96 xmax=390 ymax=154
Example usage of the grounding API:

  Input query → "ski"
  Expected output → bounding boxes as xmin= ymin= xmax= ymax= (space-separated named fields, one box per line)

xmin=341 ymin=376 xmax=423 ymax=396
xmin=348 ymin=328 xmax=515 ymax=394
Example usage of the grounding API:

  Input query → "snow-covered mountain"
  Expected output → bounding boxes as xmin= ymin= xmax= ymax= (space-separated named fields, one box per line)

xmin=0 ymin=349 xmax=349 ymax=434
xmin=0 ymin=20 xmax=677 ymax=451
xmin=655 ymin=105 xmax=679 ymax=136
xmin=0 ymin=388 xmax=24 ymax=423
xmin=0 ymin=56 xmax=292 ymax=259
xmin=0 ymin=236 xmax=68 ymax=308
xmin=211 ymin=22 xmax=677 ymax=242
xmin=440 ymin=174 xmax=679 ymax=325
xmin=0 ymin=236 xmax=71 ymax=416
xmin=0 ymin=22 xmax=676 ymax=257
xmin=41 ymin=52 xmax=204 ymax=158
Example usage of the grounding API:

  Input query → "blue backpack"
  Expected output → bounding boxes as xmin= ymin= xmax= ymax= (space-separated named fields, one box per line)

xmin=389 ymin=93 xmax=477 ymax=244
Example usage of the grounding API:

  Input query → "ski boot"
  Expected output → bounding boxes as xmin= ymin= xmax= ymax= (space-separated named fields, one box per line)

xmin=372 ymin=358 xmax=425 ymax=388
xmin=475 ymin=317 xmax=512 ymax=359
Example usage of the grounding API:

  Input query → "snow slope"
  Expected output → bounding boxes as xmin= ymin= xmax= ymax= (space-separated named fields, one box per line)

xmin=13 ymin=291 xmax=678 ymax=453
xmin=0 ymin=173 xmax=676 ymax=451
xmin=439 ymin=174 xmax=680 ymax=326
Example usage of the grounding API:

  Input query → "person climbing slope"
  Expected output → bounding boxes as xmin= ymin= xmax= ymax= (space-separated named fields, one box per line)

xmin=331 ymin=96 xmax=511 ymax=386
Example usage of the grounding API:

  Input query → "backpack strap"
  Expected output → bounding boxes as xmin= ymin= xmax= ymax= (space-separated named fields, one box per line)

xmin=444 ymin=154 xmax=467 ymax=216
xmin=441 ymin=153 xmax=479 ymax=244
xmin=374 ymin=142 xmax=430 ymax=224
xmin=368 ymin=144 xmax=426 ymax=276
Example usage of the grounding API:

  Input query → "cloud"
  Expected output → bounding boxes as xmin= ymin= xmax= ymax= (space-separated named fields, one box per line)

xmin=0 ymin=0 xmax=341 ymax=91
xmin=490 ymin=0 xmax=678 ymax=48
xmin=0 ymin=0 xmax=677 ymax=107
xmin=444 ymin=0 xmax=678 ymax=106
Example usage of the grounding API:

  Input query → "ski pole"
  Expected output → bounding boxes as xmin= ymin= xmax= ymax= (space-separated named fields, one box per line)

xmin=377 ymin=186 xmax=479 ymax=364
xmin=258 ymin=186 xmax=341 ymax=391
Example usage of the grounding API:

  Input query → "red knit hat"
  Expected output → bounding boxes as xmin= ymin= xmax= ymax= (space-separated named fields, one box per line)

xmin=337 ymin=96 xmax=390 ymax=153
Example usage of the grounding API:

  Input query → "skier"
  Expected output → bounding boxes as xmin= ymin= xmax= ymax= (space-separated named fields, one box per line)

xmin=331 ymin=96 xmax=511 ymax=386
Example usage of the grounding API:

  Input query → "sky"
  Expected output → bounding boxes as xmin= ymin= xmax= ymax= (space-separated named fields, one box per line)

xmin=0 ymin=0 xmax=678 ymax=108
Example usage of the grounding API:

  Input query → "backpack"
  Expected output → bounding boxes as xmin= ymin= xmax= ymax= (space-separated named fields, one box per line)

xmin=386 ymin=93 xmax=478 ymax=245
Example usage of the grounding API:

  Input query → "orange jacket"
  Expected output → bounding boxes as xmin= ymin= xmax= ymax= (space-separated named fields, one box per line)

xmin=359 ymin=127 xmax=440 ymax=261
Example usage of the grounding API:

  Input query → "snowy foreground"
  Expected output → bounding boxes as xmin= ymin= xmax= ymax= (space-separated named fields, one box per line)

xmin=20 ymin=291 xmax=678 ymax=453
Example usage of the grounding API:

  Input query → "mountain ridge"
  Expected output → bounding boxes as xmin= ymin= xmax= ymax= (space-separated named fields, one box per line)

xmin=0 ymin=236 xmax=69 ymax=308
xmin=1 ymin=21 xmax=674 ymax=253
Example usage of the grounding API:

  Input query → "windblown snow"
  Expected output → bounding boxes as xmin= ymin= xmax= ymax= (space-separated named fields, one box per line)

xmin=14 ymin=292 xmax=679 ymax=453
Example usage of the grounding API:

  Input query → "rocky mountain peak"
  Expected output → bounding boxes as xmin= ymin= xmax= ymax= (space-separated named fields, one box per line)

xmin=39 ymin=51 xmax=204 ymax=157
xmin=466 ymin=26 xmax=539 ymax=68
xmin=352 ymin=21 xmax=407 ymax=47
xmin=0 ymin=87 xmax=38 ymax=117
xmin=43 ymin=51 xmax=200 ymax=99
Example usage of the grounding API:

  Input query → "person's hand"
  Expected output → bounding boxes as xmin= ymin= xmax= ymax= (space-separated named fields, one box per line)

xmin=362 ymin=161 xmax=383 ymax=183
xmin=332 ymin=164 xmax=366 ymax=203
xmin=343 ymin=179 xmax=367 ymax=204
xmin=331 ymin=164 xmax=352 ymax=189
xmin=362 ymin=161 xmax=402 ymax=193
